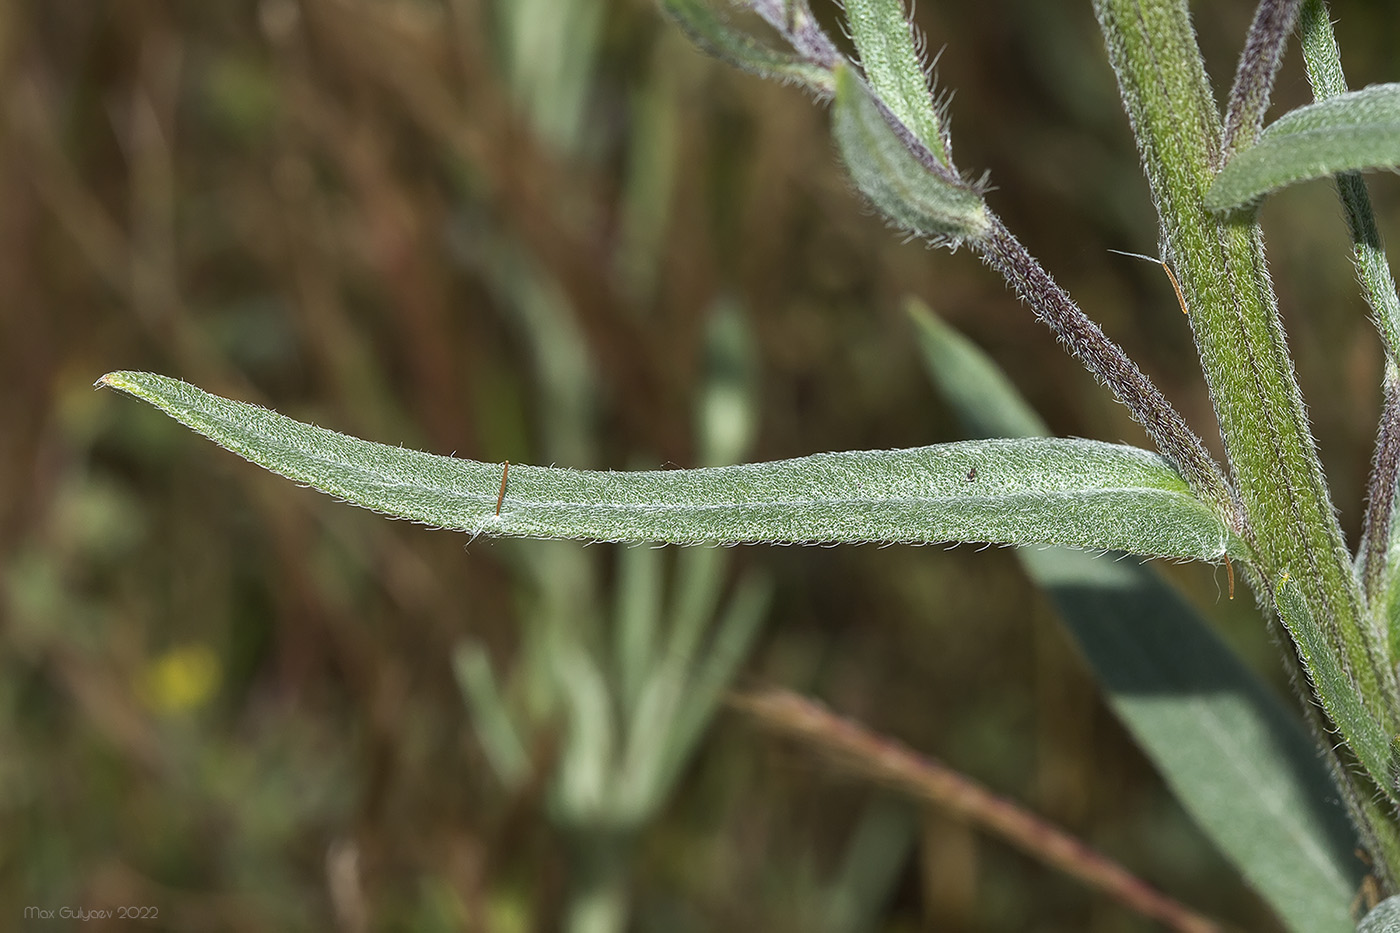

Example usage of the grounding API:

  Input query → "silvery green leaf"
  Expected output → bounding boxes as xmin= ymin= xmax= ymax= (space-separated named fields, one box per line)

xmin=1360 ymin=896 xmax=1400 ymax=933
xmin=1207 ymin=83 xmax=1400 ymax=212
xmin=830 ymin=65 xmax=989 ymax=243
xmin=99 ymin=371 xmax=1235 ymax=559
xmin=843 ymin=0 xmax=949 ymax=163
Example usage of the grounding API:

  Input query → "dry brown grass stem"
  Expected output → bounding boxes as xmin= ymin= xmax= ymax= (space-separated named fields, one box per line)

xmin=732 ymin=687 xmax=1228 ymax=933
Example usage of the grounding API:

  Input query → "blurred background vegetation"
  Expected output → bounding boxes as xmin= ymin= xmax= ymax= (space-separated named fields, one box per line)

xmin=2 ymin=0 xmax=1398 ymax=929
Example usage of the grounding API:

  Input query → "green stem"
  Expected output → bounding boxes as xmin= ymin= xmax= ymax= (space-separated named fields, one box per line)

xmin=1094 ymin=0 xmax=1400 ymax=872
xmin=1363 ymin=365 xmax=1400 ymax=630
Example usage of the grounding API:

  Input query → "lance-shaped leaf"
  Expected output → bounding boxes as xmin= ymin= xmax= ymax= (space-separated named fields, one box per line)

xmin=909 ymin=300 xmax=1360 ymax=932
xmin=843 ymin=0 xmax=948 ymax=164
xmin=908 ymin=300 xmax=1045 ymax=441
xmin=1207 ymin=83 xmax=1400 ymax=212
xmin=830 ymin=65 xmax=989 ymax=243
xmin=98 ymin=371 xmax=1236 ymax=560
xmin=657 ymin=0 xmax=835 ymax=95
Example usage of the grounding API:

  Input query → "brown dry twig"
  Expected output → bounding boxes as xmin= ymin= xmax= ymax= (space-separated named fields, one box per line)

xmin=732 ymin=687 xmax=1227 ymax=933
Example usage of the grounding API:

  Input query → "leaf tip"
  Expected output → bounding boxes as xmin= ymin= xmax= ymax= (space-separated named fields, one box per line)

xmin=831 ymin=63 xmax=990 ymax=245
xmin=95 ymin=371 xmax=137 ymax=392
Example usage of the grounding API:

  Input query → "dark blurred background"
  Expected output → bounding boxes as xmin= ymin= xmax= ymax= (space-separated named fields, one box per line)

xmin=2 ymin=0 xmax=1398 ymax=929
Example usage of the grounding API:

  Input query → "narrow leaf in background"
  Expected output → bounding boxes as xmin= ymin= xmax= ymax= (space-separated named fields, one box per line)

xmin=909 ymin=300 xmax=1360 ymax=932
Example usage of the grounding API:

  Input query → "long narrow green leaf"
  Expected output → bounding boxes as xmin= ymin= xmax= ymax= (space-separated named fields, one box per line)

xmin=452 ymin=642 xmax=532 ymax=789
xmin=822 ymin=796 xmax=918 ymax=933
xmin=909 ymin=301 xmax=1360 ymax=932
xmin=1207 ymin=83 xmax=1400 ymax=212
xmin=830 ymin=65 xmax=989 ymax=244
xmin=664 ymin=571 xmax=772 ymax=788
xmin=843 ymin=0 xmax=948 ymax=163
xmin=98 ymin=370 xmax=1236 ymax=559
xmin=613 ymin=543 xmax=665 ymax=714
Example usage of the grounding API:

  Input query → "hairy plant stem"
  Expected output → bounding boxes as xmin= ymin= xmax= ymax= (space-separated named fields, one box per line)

xmin=1095 ymin=0 xmax=1400 ymax=882
xmin=750 ymin=0 xmax=842 ymax=68
xmin=1364 ymin=366 xmax=1400 ymax=628
xmin=1221 ymin=0 xmax=1301 ymax=161
xmin=975 ymin=216 xmax=1238 ymax=525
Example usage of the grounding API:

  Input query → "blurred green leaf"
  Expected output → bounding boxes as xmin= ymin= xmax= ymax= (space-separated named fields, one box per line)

xmin=453 ymin=643 xmax=532 ymax=790
xmin=99 ymin=371 xmax=1238 ymax=559
xmin=844 ymin=0 xmax=948 ymax=164
xmin=831 ymin=65 xmax=989 ymax=243
xmin=697 ymin=297 xmax=759 ymax=466
xmin=652 ymin=569 xmax=771 ymax=799
xmin=1033 ymin=551 xmax=1356 ymax=932
xmin=498 ymin=0 xmax=604 ymax=150
xmin=1207 ymin=83 xmax=1400 ymax=212
xmin=909 ymin=300 xmax=1361 ymax=933
xmin=908 ymin=300 xmax=1045 ymax=440
xmin=822 ymin=796 xmax=918 ymax=933
xmin=551 ymin=637 xmax=616 ymax=824
xmin=613 ymin=544 xmax=666 ymax=715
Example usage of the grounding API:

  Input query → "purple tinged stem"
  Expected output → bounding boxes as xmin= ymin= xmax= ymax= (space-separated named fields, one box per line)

xmin=1362 ymin=371 xmax=1400 ymax=607
xmin=1221 ymin=0 xmax=1302 ymax=162
xmin=747 ymin=0 xmax=843 ymax=68
xmin=976 ymin=216 xmax=1239 ymax=527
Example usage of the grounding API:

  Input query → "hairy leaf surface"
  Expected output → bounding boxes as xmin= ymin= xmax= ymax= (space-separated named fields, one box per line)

xmin=1208 ymin=83 xmax=1400 ymax=211
xmin=657 ymin=0 xmax=835 ymax=94
xmin=844 ymin=0 xmax=947 ymax=163
xmin=99 ymin=371 xmax=1233 ymax=559
xmin=830 ymin=65 xmax=988 ymax=243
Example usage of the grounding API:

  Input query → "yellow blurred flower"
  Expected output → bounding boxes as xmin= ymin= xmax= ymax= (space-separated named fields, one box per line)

xmin=137 ymin=644 xmax=221 ymax=715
